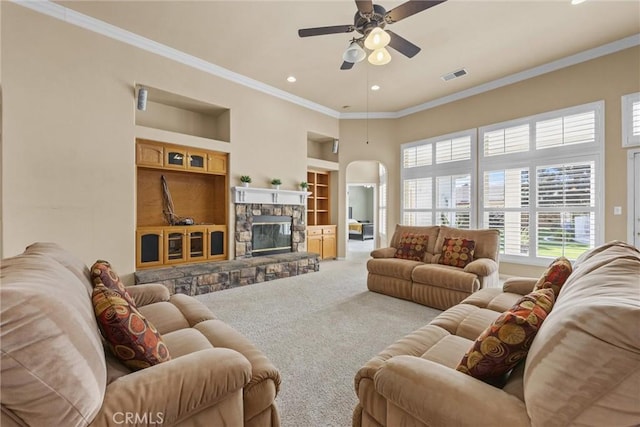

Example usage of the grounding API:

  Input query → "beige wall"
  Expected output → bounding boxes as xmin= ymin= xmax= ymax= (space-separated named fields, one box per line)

xmin=2 ymin=3 xmax=638 ymax=279
xmin=1 ymin=4 xmax=337 ymax=281
xmin=340 ymin=47 xmax=640 ymax=276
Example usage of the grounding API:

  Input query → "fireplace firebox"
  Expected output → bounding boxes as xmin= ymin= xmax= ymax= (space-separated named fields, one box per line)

xmin=251 ymin=215 xmax=293 ymax=256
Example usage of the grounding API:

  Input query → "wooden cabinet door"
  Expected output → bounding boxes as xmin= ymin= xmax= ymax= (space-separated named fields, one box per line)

xmin=322 ymin=234 xmax=336 ymax=259
xmin=307 ymin=235 xmax=322 ymax=256
xmin=208 ymin=153 xmax=227 ymax=174
xmin=187 ymin=227 xmax=207 ymax=262
xmin=207 ymin=225 xmax=227 ymax=260
xmin=136 ymin=141 xmax=164 ymax=168
xmin=164 ymin=228 xmax=187 ymax=263
xmin=187 ymin=150 xmax=208 ymax=172
xmin=164 ymin=148 xmax=187 ymax=170
xmin=136 ymin=228 xmax=164 ymax=268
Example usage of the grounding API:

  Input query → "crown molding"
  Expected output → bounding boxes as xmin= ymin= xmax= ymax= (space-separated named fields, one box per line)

xmin=12 ymin=1 xmax=640 ymax=121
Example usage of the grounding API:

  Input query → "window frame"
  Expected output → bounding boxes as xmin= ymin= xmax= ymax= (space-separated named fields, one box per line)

xmin=622 ymin=92 xmax=640 ymax=147
xmin=478 ymin=101 xmax=604 ymax=266
xmin=400 ymin=129 xmax=477 ymax=229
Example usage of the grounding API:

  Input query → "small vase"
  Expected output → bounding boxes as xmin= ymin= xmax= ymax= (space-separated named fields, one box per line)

xmin=273 ymin=185 xmax=280 ymax=190
xmin=242 ymin=182 xmax=249 ymax=188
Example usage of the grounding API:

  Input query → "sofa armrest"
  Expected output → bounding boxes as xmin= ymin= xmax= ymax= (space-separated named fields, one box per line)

xmin=374 ymin=356 xmax=530 ymax=426
xmin=463 ymin=258 xmax=498 ymax=277
xmin=370 ymin=247 xmax=397 ymax=258
xmin=125 ymin=283 xmax=170 ymax=307
xmin=502 ymin=277 xmax=538 ymax=295
xmin=92 ymin=348 xmax=251 ymax=426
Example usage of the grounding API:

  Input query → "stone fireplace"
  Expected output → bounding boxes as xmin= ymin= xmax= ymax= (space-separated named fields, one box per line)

xmin=233 ymin=186 xmax=310 ymax=259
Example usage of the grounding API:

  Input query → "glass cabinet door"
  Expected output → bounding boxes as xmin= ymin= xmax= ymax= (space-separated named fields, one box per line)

xmin=187 ymin=151 xmax=207 ymax=172
xmin=165 ymin=148 xmax=187 ymax=169
xmin=136 ymin=228 xmax=164 ymax=268
xmin=188 ymin=228 xmax=207 ymax=261
xmin=165 ymin=229 xmax=186 ymax=263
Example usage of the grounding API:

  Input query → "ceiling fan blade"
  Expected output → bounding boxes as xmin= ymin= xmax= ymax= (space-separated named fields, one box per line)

xmin=385 ymin=0 xmax=447 ymax=24
xmin=298 ymin=25 xmax=354 ymax=37
xmin=340 ymin=61 xmax=355 ymax=70
xmin=355 ymin=0 xmax=374 ymax=16
xmin=386 ymin=30 xmax=421 ymax=58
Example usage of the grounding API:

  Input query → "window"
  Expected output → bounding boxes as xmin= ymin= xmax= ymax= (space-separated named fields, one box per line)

xmin=622 ymin=92 xmax=640 ymax=147
xmin=401 ymin=130 xmax=476 ymax=229
xmin=479 ymin=101 xmax=603 ymax=263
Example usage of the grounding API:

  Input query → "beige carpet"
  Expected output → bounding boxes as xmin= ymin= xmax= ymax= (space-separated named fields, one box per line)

xmin=195 ymin=243 xmax=442 ymax=427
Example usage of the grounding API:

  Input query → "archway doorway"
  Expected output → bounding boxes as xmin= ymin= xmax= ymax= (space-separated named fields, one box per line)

xmin=345 ymin=161 xmax=388 ymax=259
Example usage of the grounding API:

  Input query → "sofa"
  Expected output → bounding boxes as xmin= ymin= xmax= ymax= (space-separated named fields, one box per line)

xmin=1 ymin=242 xmax=281 ymax=427
xmin=353 ymin=240 xmax=640 ymax=427
xmin=367 ymin=225 xmax=500 ymax=310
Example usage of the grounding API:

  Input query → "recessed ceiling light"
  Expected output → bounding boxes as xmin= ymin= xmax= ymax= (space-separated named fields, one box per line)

xmin=371 ymin=85 xmax=380 ymax=91
xmin=571 ymin=0 xmax=587 ymax=4
xmin=287 ymin=76 xmax=297 ymax=83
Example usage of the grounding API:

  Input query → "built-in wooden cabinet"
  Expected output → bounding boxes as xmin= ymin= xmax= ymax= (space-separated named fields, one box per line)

xmin=136 ymin=139 xmax=228 ymax=269
xmin=307 ymin=225 xmax=336 ymax=260
xmin=306 ymin=169 xmax=336 ymax=260
xmin=307 ymin=170 xmax=331 ymax=226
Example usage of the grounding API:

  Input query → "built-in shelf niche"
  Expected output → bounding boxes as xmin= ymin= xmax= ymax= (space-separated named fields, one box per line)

xmin=307 ymin=131 xmax=338 ymax=162
xmin=135 ymin=86 xmax=230 ymax=142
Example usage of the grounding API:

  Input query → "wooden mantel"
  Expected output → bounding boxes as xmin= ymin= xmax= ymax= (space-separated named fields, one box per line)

xmin=232 ymin=186 xmax=311 ymax=206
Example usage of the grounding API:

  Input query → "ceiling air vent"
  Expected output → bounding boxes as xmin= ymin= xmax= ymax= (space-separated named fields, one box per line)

xmin=441 ymin=68 xmax=468 ymax=82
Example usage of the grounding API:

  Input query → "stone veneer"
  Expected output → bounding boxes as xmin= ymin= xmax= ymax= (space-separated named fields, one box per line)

xmin=235 ymin=203 xmax=306 ymax=258
xmin=135 ymin=252 xmax=319 ymax=296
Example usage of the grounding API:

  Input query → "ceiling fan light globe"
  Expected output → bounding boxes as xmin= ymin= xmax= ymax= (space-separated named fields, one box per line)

xmin=368 ymin=47 xmax=391 ymax=65
xmin=343 ymin=41 xmax=366 ymax=63
xmin=364 ymin=27 xmax=391 ymax=50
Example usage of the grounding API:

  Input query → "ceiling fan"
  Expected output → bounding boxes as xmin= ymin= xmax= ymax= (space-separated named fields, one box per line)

xmin=298 ymin=0 xmax=447 ymax=70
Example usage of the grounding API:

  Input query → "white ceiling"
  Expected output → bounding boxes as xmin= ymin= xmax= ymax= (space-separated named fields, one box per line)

xmin=57 ymin=0 xmax=640 ymax=114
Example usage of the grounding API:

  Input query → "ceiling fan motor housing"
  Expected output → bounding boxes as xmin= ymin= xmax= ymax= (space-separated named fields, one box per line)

xmin=354 ymin=4 xmax=387 ymax=36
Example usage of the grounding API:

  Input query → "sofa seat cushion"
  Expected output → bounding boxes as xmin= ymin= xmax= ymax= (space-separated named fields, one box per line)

xmin=163 ymin=328 xmax=215 ymax=358
xmin=411 ymin=264 xmax=480 ymax=293
xmin=367 ymin=258 xmax=423 ymax=281
xmin=138 ymin=302 xmax=191 ymax=334
xmin=461 ymin=288 xmax=523 ymax=313
xmin=429 ymin=303 xmax=503 ymax=341
xmin=421 ymin=335 xmax=475 ymax=369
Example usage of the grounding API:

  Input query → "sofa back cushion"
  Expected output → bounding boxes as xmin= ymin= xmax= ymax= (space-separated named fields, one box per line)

xmin=1 ymin=251 xmax=107 ymax=427
xmin=523 ymin=241 xmax=640 ymax=426
xmin=390 ymin=225 xmax=440 ymax=260
xmin=434 ymin=226 xmax=500 ymax=262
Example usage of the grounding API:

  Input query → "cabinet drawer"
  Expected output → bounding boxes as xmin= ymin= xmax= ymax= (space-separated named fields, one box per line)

xmin=307 ymin=227 xmax=322 ymax=236
xmin=322 ymin=226 xmax=336 ymax=235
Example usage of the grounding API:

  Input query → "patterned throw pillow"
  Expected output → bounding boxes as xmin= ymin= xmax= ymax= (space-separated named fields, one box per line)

xmin=456 ymin=288 xmax=555 ymax=381
xmin=393 ymin=232 xmax=429 ymax=261
xmin=534 ymin=256 xmax=572 ymax=298
xmin=439 ymin=237 xmax=476 ymax=268
xmin=92 ymin=284 xmax=171 ymax=370
xmin=91 ymin=260 xmax=136 ymax=307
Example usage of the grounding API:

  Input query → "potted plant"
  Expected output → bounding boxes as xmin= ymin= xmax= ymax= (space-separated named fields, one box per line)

xmin=240 ymin=175 xmax=252 ymax=187
xmin=271 ymin=178 xmax=282 ymax=190
xmin=299 ymin=181 xmax=308 ymax=191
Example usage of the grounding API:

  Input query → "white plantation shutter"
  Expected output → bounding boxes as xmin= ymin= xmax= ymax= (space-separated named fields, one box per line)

xmin=401 ymin=130 xmax=476 ymax=228
xmin=479 ymin=101 xmax=602 ymax=263
xmin=483 ymin=124 xmax=529 ymax=156
xmin=403 ymin=144 xmax=432 ymax=168
xmin=622 ymin=92 xmax=640 ymax=147
xmin=536 ymin=111 xmax=595 ymax=149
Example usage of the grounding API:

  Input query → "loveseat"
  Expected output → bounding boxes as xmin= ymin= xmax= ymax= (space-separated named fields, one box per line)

xmin=1 ymin=242 xmax=281 ymax=427
xmin=368 ymin=225 xmax=500 ymax=310
xmin=354 ymin=240 xmax=640 ymax=427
